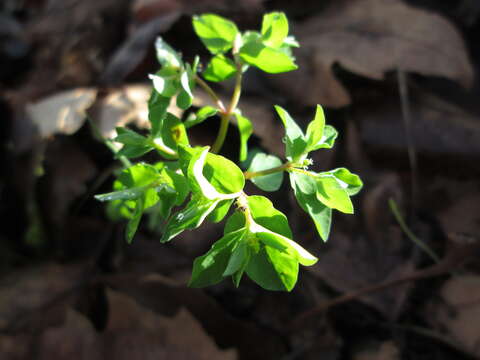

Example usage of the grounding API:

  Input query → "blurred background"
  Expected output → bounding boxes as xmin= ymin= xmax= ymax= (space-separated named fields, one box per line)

xmin=1 ymin=0 xmax=480 ymax=359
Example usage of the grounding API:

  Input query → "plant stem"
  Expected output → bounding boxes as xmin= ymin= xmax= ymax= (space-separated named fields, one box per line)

xmin=244 ymin=162 xmax=292 ymax=179
xmin=211 ymin=63 xmax=243 ymax=154
xmin=388 ymin=198 xmax=441 ymax=263
xmin=194 ymin=75 xmax=226 ymax=113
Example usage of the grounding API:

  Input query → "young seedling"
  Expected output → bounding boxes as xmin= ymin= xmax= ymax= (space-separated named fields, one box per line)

xmin=95 ymin=12 xmax=363 ymax=291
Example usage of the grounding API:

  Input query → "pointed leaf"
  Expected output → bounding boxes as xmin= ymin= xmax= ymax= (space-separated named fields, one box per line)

xmin=274 ymin=105 xmax=307 ymax=160
xmin=126 ymin=197 xmax=145 ymax=244
xmin=290 ymin=173 xmax=332 ymax=241
xmin=155 ymin=37 xmax=182 ymax=69
xmin=161 ymin=195 xmax=220 ymax=242
xmin=305 ymin=105 xmax=325 ymax=152
xmin=189 ymin=229 xmax=246 ymax=287
xmin=246 ymin=245 xmax=298 ymax=291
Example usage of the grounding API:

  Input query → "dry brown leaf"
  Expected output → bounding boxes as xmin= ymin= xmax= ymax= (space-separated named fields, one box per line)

xmin=94 ymin=85 xmax=152 ymax=138
xmin=353 ymin=341 xmax=400 ymax=360
xmin=272 ymin=0 xmax=474 ymax=107
xmin=0 ymin=263 xmax=87 ymax=332
xmin=26 ymin=88 xmax=97 ymax=138
xmin=358 ymin=92 xmax=480 ymax=157
xmin=426 ymin=275 xmax=480 ymax=356
xmin=106 ymin=289 xmax=237 ymax=360
xmin=37 ymin=309 xmax=100 ymax=360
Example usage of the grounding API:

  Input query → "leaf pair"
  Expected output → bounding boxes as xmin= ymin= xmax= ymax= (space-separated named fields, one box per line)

xmin=161 ymin=146 xmax=245 ymax=242
xmin=189 ymin=195 xmax=317 ymax=291
xmin=150 ymin=38 xmax=197 ymax=110
xmin=193 ymin=12 xmax=298 ymax=81
xmin=290 ymin=167 xmax=362 ymax=241
xmin=275 ymin=105 xmax=337 ymax=162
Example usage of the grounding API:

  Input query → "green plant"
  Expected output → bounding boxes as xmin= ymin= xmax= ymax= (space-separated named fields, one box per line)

xmin=95 ymin=12 xmax=363 ymax=291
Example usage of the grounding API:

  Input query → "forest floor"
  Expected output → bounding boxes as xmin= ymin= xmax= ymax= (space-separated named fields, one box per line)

xmin=2 ymin=0 xmax=480 ymax=359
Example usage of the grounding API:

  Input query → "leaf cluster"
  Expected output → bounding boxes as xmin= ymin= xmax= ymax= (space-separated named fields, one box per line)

xmin=95 ymin=12 xmax=362 ymax=291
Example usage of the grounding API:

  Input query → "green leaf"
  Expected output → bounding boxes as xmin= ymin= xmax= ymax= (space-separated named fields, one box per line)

xmin=316 ymin=176 xmax=354 ymax=214
xmin=148 ymin=90 xmax=170 ymax=137
xmin=152 ymin=113 xmax=189 ymax=159
xmin=118 ymin=163 xmax=161 ymax=209
xmin=126 ymin=197 xmax=145 ymax=244
xmin=95 ymin=187 xmax=147 ymax=202
xmin=116 ymin=144 xmax=153 ymax=159
xmin=310 ymin=125 xmax=338 ymax=150
xmin=149 ymin=67 xmax=181 ymax=97
xmin=114 ymin=127 xmax=149 ymax=146
xmin=188 ymin=147 xmax=245 ymax=200
xmin=203 ymin=54 xmax=237 ymax=82
xmin=290 ymin=173 xmax=332 ymax=241
xmin=184 ymin=106 xmax=219 ymax=129
xmin=246 ymin=245 xmax=298 ymax=291
xmin=155 ymin=37 xmax=182 ymax=69
xmin=161 ymin=195 xmax=221 ymax=242
xmin=291 ymin=171 xmax=317 ymax=195
xmin=176 ymin=70 xmax=194 ymax=110
xmin=234 ymin=111 xmax=253 ymax=162
xmin=305 ymin=105 xmax=325 ymax=152
xmin=240 ymin=41 xmax=297 ymax=73
xmin=248 ymin=195 xmax=292 ymax=238
xmin=189 ymin=229 xmax=247 ymax=287
xmin=223 ymin=240 xmax=249 ymax=276
xmin=274 ymin=105 xmax=307 ymax=161
xmin=207 ymin=199 xmax=234 ymax=223
xmin=192 ymin=14 xmax=238 ymax=54
xmin=247 ymin=152 xmax=283 ymax=192
xmin=261 ymin=12 xmax=288 ymax=48
xmin=329 ymin=168 xmax=363 ymax=196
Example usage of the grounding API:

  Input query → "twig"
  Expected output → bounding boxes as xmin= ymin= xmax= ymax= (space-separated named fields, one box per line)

xmin=389 ymin=198 xmax=441 ymax=263
xmin=397 ymin=69 xmax=418 ymax=213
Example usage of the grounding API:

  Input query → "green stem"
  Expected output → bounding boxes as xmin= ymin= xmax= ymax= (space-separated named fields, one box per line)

xmin=150 ymin=139 xmax=178 ymax=159
xmin=244 ymin=162 xmax=292 ymax=179
xmin=211 ymin=62 xmax=243 ymax=154
xmin=195 ymin=74 xmax=226 ymax=112
xmin=388 ymin=198 xmax=441 ymax=263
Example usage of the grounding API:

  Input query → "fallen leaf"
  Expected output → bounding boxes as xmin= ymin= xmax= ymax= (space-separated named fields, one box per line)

xmin=26 ymin=88 xmax=97 ymax=138
xmin=0 ymin=334 xmax=32 ymax=360
xmin=0 ymin=263 xmax=87 ymax=332
xmin=358 ymin=92 xmax=480 ymax=158
xmin=105 ymin=289 xmax=237 ymax=360
xmin=426 ymin=275 xmax=480 ymax=356
xmin=353 ymin=341 xmax=400 ymax=360
xmin=93 ymin=85 xmax=152 ymax=138
xmin=271 ymin=0 xmax=474 ymax=107
xmin=102 ymin=273 xmax=286 ymax=359
xmin=37 ymin=309 xmax=100 ymax=360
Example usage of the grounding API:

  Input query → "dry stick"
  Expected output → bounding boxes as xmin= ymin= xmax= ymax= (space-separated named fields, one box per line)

xmin=289 ymin=265 xmax=447 ymax=330
xmin=397 ymin=69 xmax=419 ymax=212
xmin=290 ymin=236 xmax=480 ymax=331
